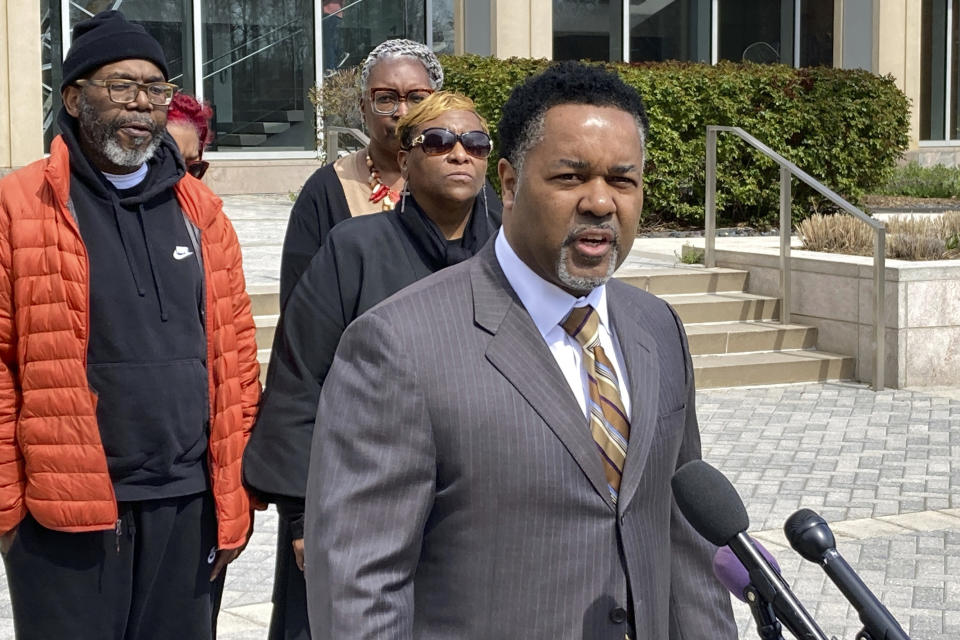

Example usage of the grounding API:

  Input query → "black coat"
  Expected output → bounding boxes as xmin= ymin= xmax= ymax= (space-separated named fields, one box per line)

xmin=279 ymin=163 xmax=502 ymax=305
xmin=244 ymin=195 xmax=498 ymax=503
xmin=250 ymin=168 xmax=500 ymax=640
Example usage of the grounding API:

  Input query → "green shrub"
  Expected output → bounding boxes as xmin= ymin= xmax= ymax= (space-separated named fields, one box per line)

xmin=876 ymin=162 xmax=960 ymax=198
xmin=438 ymin=56 xmax=910 ymax=228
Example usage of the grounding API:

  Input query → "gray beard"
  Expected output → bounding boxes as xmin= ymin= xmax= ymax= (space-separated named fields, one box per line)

xmin=557 ymin=244 xmax=619 ymax=294
xmin=78 ymin=94 xmax=162 ymax=169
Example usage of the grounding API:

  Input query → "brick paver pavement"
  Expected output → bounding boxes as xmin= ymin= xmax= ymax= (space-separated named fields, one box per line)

xmin=1 ymin=196 xmax=956 ymax=638
xmin=2 ymin=382 xmax=953 ymax=639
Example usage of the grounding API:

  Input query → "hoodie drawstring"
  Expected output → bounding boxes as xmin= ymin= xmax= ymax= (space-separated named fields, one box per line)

xmin=111 ymin=195 xmax=170 ymax=322
xmin=111 ymin=195 xmax=145 ymax=297
xmin=137 ymin=205 xmax=169 ymax=322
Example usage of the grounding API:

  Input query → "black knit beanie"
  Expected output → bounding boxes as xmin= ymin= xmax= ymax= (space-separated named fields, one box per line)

xmin=60 ymin=10 xmax=169 ymax=90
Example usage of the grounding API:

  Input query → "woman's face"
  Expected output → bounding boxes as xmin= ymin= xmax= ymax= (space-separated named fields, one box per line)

xmin=361 ymin=57 xmax=434 ymax=158
xmin=398 ymin=110 xmax=488 ymax=207
xmin=167 ymin=121 xmax=201 ymax=164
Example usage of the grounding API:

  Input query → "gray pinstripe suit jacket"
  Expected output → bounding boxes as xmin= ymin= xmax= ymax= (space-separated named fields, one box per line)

xmin=304 ymin=241 xmax=737 ymax=639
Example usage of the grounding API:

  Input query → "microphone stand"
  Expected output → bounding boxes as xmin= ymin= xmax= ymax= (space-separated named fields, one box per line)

xmin=743 ymin=585 xmax=785 ymax=640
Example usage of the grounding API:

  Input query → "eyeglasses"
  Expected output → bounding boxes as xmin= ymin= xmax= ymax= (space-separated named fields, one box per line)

xmin=187 ymin=160 xmax=210 ymax=179
xmin=369 ymin=88 xmax=434 ymax=116
xmin=408 ymin=128 xmax=493 ymax=159
xmin=75 ymin=78 xmax=178 ymax=106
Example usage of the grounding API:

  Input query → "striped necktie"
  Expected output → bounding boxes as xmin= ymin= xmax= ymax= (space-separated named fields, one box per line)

xmin=562 ymin=305 xmax=630 ymax=503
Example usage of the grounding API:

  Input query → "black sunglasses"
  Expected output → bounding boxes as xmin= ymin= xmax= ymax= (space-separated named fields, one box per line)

xmin=187 ymin=160 xmax=209 ymax=179
xmin=408 ymin=128 xmax=492 ymax=159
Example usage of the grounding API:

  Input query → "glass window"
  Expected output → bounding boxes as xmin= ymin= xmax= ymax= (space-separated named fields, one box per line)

xmin=49 ymin=1 xmax=190 ymax=151
xmin=921 ymin=0 xmax=957 ymax=141
xmin=69 ymin=1 xmax=192 ymax=91
xmin=798 ymin=0 xmax=833 ymax=67
xmin=921 ymin=0 xmax=945 ymax=140
xmin=432 ymin=0 xmax=456 ymax=56
xmin=629 ymin=0 xmax=709 ymax=63
xmin=41 ymin=0 xmax=63 ymax=151
xmin=950 ymin=0 xmax=960 ymax=139
xmin=202 ymin=0 xmax=316 ymax=151
xmin=325 ymin=0 xmax=426 ymax=71
xmin=718 ymin=0 xmax=786 ymax=64
xmin=553 ymin=0 xmax=623 ymax=62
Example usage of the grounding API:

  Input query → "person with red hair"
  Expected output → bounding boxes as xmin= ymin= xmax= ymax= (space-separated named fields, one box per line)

xmin=167 ymin=92 xmax=213 ymax=179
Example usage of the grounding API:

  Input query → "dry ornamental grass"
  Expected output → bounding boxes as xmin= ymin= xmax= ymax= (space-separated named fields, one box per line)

xmin=797 ymin=212 xmax=960 ymax=261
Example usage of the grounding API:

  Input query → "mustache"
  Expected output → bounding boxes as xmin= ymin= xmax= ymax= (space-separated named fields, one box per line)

xmin=108 ymin=114 xmax=164 ymax=136
xmin=562 ymin=223 xmax=619 ymax=246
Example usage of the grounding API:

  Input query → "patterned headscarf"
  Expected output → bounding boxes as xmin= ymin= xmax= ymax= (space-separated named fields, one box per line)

xmin=360 ymin=39 xmax=444 ymax=92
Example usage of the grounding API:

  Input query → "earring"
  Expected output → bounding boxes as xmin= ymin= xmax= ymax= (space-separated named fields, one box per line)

xmin=481 ymin=184 xmax=490 ymax=222
xmin=400 ymin=180 xmax=409 ymax=213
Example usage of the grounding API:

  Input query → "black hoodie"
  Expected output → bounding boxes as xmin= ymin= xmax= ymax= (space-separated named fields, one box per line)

xmin=59 ymin=109 xmax=209 ymax=501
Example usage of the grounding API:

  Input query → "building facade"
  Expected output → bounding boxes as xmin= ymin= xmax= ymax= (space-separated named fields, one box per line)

xmin=0 ymin=0 xmax=953 ymax=192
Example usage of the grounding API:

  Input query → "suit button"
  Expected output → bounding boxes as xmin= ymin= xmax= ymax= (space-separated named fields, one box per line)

xmin=609 ymin=607 xmax=628 ymax=624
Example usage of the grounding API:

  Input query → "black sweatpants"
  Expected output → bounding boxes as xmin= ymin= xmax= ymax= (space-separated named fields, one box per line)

xmin=2 ymin=492 xmax=221 ymax=640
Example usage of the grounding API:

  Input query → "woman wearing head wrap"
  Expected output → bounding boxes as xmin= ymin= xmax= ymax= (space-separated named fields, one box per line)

xmin=279 ymin=38 xmax=501 ymax=306
xmin=244 ymin=92 xmax=498 ymax=640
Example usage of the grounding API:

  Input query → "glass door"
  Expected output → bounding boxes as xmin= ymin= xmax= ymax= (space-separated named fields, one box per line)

xmin=553 ymin=0 xmax=624 ymax=62
xmin=629 ymin=0 xmax=710 ymax=63
xmin=717 ymin=0 xmax=790 ymax=64
xmin=201 ymin=0 xmax=316 ymax=151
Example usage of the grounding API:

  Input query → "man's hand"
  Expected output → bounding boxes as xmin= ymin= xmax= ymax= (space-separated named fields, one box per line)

xmin=210 ymin=547 xmax=240 ymax=581
xmin=293 ymin=537 xmax=305 ymax=572
xmin=0 ymin=526 xmax=17 ymax=555
xmin=209 ymin=510 xmax=255 ymax=581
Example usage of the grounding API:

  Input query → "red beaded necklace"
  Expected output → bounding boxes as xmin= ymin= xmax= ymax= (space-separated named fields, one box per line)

xmin=366 ymin=153 xmax=401 ymax=211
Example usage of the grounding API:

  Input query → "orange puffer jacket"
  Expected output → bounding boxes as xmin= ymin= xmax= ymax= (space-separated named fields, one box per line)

xmin=0 ymin=137 xmax=261 ymax=549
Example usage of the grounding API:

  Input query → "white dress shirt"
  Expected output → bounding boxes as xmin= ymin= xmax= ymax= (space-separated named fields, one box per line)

xmin=494 ymin=229 xmax=631 ymax=418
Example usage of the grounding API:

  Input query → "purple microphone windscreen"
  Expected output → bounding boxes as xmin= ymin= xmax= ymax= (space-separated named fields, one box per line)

xmin=713 ymin=542 xmax=782 ymax=602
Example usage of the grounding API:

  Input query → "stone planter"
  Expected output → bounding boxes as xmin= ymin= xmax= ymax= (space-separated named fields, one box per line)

xmin=704 ymin=241 xmax=960 ymax=388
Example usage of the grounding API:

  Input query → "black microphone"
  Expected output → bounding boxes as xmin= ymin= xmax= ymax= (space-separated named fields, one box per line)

xmin=672 ymin=460 xmax=829 ymax=640
xmin=784 ymin=509 xmax=910 ymax=640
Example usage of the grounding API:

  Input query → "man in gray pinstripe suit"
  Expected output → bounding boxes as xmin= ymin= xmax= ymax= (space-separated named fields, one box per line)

xmin=304 ymin=62 xmax=737 ymax=639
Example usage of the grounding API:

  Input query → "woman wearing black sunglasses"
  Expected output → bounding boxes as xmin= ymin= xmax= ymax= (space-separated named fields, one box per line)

xmin=166 ymin=92 xmax=212 ymax=180
xmin=243 ymin=91 xmax=498 ymax=639
xmin=278 ymin=39 xmax=502 ymax=311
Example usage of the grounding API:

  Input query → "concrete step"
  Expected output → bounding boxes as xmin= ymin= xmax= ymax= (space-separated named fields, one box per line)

xmin=247 ymin=286 xmax=280 ymax=317
xmin=659 ymin=292 xmax=781 ymax=324
xmin=257 ymin=348 xmax=270 ymax=385
xmin=692 ymin=350 xmax=855 ymax=389
xmin=685 ymin=321 xmax=817 ymax=355
xmin=284 ymin=110 xmax=305 ymax=123
xmin=254 ymin=313 xmax=279 ymax=351
xmin=615 ymin=267 xmax=747 ymax=295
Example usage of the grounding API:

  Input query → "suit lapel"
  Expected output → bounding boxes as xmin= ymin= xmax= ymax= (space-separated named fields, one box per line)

xmin=608 ymin=289 xmax=661 ymax=514
xmin=472 ymin=246 xmax=615 ymax=512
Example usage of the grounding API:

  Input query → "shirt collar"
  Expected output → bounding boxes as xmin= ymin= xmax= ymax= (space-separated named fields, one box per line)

xmin=495 ymin=228 xmax=609 ymax=339
xmin=101 ymin=163 xmax=148 ymax=190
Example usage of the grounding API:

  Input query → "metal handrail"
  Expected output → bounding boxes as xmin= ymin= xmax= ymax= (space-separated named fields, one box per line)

xmin=324 ymin=126 xmax=370 ymax=161
xmin=705 ymin=125 xmax=886 ymax=391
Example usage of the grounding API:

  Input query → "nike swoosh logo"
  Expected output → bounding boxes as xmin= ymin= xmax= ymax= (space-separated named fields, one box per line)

xmin=173 ymin=246 xmax=194 ymax=260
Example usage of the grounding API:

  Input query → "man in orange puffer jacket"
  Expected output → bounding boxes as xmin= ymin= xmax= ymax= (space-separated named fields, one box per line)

xmin=0 ymin=10 xmax=260 ymax=639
